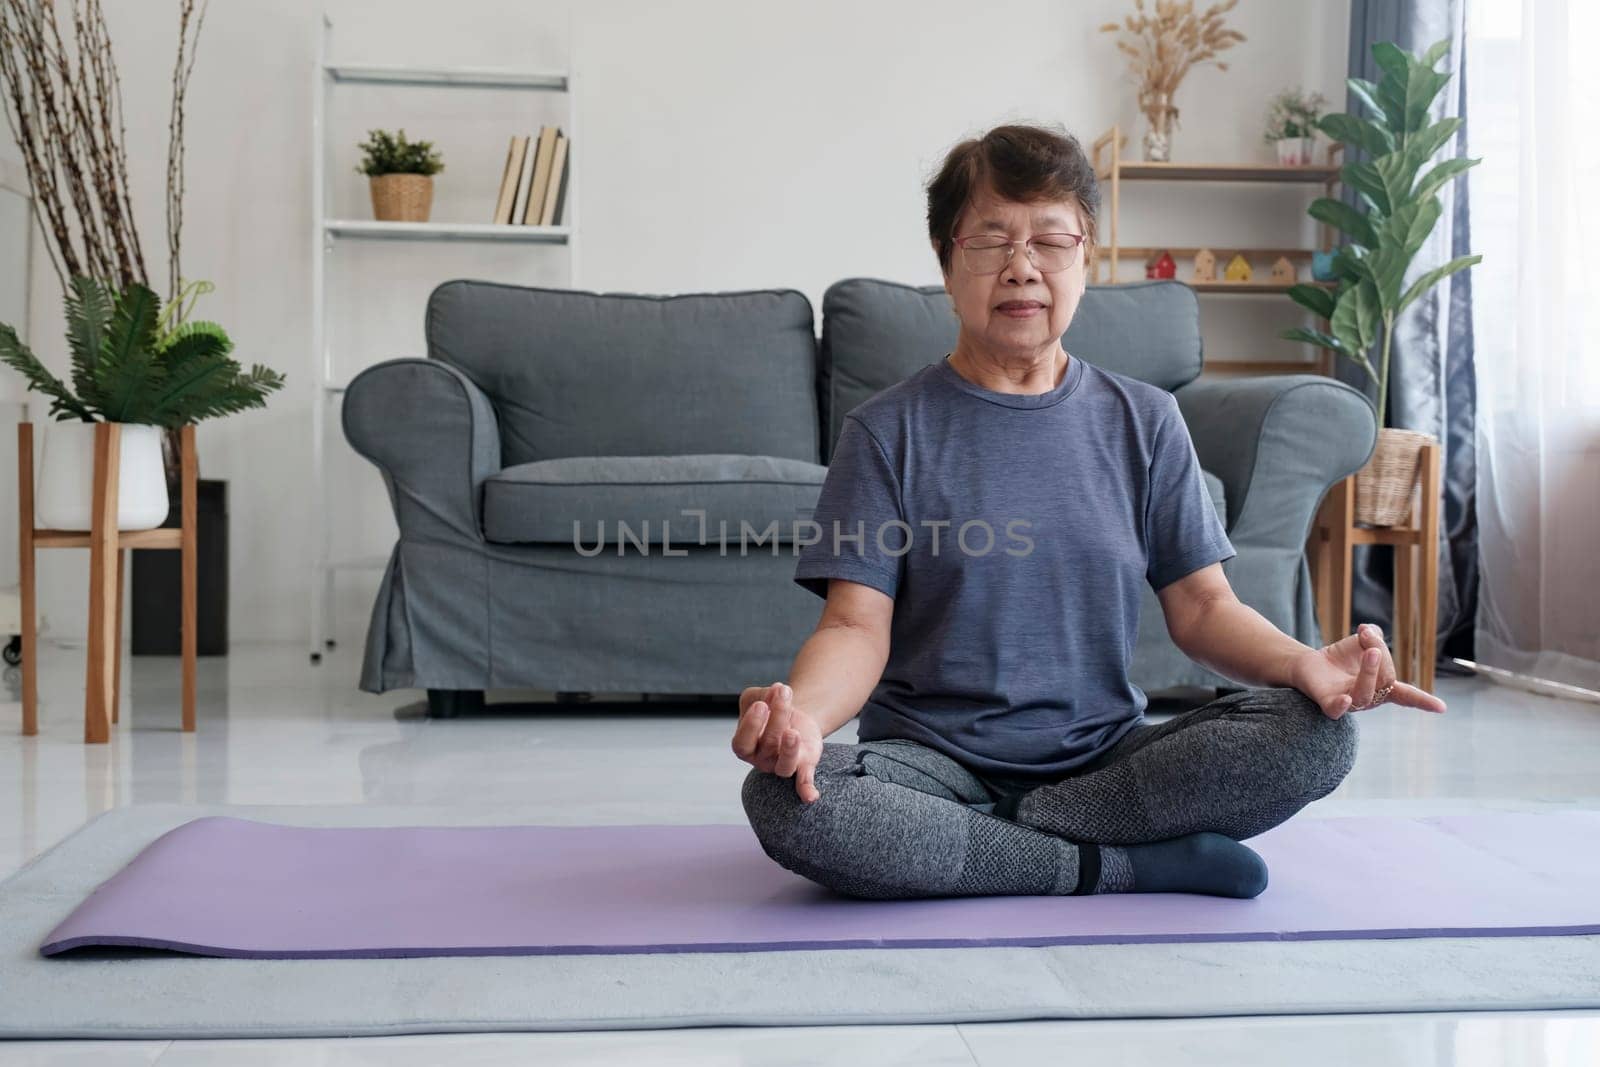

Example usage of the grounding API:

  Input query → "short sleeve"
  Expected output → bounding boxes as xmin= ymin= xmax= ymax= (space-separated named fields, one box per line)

xmin=793 ymin=416 xmax=905 ymax=600
xmin=1144 ymin=397 xmax=1236 ymax=592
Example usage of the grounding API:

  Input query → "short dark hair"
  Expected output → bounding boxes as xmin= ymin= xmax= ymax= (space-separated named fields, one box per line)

xmin=926 ymin=123 xmax=1100 ymax=274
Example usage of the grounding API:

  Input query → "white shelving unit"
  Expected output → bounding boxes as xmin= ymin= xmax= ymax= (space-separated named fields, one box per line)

xmin=309 ymin=12 xmax=577 ymax=662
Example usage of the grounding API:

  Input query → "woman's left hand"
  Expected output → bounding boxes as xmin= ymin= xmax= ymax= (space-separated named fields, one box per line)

xmin=1290 ymin=623 xmax=1448 ymax=719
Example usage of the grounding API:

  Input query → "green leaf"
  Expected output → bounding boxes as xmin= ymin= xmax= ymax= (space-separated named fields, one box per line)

xmin=1341 ymin=161 xmax=1391 ymax=216
xmin=1346 ymin=77 xmax=1391 ymax=126
xmin=1334 ymin=243 xmax=1377 ymax=288
xmin=96 ymin=283 xmax=164 ymax=422
xmin=1371 ymin=42 xmax=1412 ymax=85
xmin=0 ymin=321 xmax=95 ymax=420
xmin=1421 ymin=37 xmax=1452 ymax=69
xmin=1318 ymin=112 xmax=1393 ymax=158
xmin=63 ymin=274 xmax=115 ymax=406
xmin=165 ymin=364 xmax=286 ymax=423
xmin=157 ymin=320 xmax=234 ymax=363
xmin=1373 ymin=152 xmax=1420 ymax=216
xmin=1331 ymin=278 xmax=1380 ymax=355
xmin=146 ymin=355 xmax=236 ymax=425
xmin=1406 ymin=116 xmax=1463 ymax=173
xmin=1287 ymin=283 xmax=1337 ymax=319
xmin=1403 ymin=69 xmax=1453 ymax=134
xmin=1281 ymin=326 xmax=1347 ymax=351
xmin=1397 ymin=254 xmax=1482 ymax=314
xmin=1309 ymin=197 xmax=1378 ymax=247
xmin=1391 ymin=196 xmax=1443 ymax=261
xmin=1414 ymin=155 xmax=1480 ymax=203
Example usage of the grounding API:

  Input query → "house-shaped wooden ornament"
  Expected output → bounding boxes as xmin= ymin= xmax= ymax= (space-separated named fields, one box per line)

xmin=1193 ymin=248 xmax=1217 ymax=282
xmin=1224 ymin=253 xmax=1253 ymax=282
xmin=1145 ymin=250 xmax=1177 ymax=279
xmin=1269 ymin=256 xmax=1296 ymax=284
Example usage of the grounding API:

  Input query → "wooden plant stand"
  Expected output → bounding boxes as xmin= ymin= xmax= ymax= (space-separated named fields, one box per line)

xmin=17 ymin=422 xmax=197 ymax=742
xmin=1306 ymin=441 xmax=1442 ymax=692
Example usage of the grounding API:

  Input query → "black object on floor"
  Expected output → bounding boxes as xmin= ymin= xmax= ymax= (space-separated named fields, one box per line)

xmin=131 ymin=479 xmax=227 ymax=656
xmin=427 ymin=690 xmax=486 ymax=718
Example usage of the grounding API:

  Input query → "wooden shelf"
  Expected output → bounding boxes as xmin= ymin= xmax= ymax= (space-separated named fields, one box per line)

xmin=1188 ymin=281 xmax=1336 ymax=294
xmin=1089 ymin=125 xmax=1345 ymax=323
xmin=324 ymin=63 xmax=568 ymax=92
xmin=1307 ymin=444 xmax=1442 ymax=690
xmin=322 ymin=220 xmax=571 ymax=243
xmin=1117 ymin=246 xmax=1326 ymax=261
xmin=33 ymin=528 xmax=183 ymax=550
xmin=1095 ymin=161 xmax=1341 ymax=183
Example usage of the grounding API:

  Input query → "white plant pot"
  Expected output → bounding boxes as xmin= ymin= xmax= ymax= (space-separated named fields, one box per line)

xmin=1276 ymin=137 xmax=1314 ymax=165
xmin=35 ymin=421 xmax=170 ymax=531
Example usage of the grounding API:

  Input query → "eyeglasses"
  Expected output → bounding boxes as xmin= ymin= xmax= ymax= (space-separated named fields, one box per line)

xmin=951 ymin=232 xmax=1086 ymax=275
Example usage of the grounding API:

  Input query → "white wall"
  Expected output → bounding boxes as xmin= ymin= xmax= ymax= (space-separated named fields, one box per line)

xmin=2 ymin=0 xmax=1349 ymax=648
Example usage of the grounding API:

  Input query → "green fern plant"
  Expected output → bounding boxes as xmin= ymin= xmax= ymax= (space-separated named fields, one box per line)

xmin=0 ymin=274 xmax=286 ymax=425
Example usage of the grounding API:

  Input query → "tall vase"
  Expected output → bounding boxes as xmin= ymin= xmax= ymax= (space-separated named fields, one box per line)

xmin=1143 ymin=94 xmax=1178 ymax=162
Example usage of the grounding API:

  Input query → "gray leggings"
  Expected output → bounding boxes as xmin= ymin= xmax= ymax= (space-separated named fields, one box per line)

xmin=741 ymin=686 xmax=1358 ymax=899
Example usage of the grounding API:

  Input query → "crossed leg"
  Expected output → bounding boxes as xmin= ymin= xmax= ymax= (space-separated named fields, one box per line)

xmin=741 ymin=686 xmax=1358 ymax=899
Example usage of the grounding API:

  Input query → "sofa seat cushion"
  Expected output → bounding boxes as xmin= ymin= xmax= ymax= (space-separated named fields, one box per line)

xmin=483 ymin=454 xmax=828 ymax=546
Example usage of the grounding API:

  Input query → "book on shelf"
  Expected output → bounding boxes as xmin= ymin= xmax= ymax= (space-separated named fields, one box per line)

xmin=491 ymin=134 xmax=528 ymax=225
xmin=538 ymin=132 xmax=568 ymax=226
xmin=491 ymin=127 xmax=571 ymax=227
xmin=508 ymin=132 xmax=540 ymax=225
xmin=522 ymin=125 xmax=560 ymax=225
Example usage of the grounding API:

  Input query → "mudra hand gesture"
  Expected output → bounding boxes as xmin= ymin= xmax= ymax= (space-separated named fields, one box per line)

xmin=1290 ymin=623 xmax=1448 ymax=719
xmin=731 ymin=682 xmax=824 ymax=803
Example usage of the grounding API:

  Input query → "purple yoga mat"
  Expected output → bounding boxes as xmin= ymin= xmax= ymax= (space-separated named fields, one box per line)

xmin=39 ymin=811 xmax=1600 ymax=960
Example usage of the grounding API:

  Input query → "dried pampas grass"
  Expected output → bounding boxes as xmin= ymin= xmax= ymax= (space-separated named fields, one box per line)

xmin=1099 ymin=0 xmax=1246 ymax=127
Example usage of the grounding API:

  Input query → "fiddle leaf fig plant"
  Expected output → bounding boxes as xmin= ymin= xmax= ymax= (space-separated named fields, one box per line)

xmin=1281 ymin=37 xmax=1481 ymax=423
xmin=0 ymin=273 xmax=285 ymax=425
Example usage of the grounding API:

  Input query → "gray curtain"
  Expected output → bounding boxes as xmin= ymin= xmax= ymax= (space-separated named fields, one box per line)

xmin=1339 ymin=0 xmax=1478 ymax=673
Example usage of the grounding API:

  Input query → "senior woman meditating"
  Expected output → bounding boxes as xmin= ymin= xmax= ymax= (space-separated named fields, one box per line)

xmin=733 ymin=123 xmax=1448 ymax=901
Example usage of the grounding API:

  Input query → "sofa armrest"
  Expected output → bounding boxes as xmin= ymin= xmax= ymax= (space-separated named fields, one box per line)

xmin=1173 ymin=375 xmax=1377 ymax=551
xmin=342 ymin=358 xmax=501 ymax=544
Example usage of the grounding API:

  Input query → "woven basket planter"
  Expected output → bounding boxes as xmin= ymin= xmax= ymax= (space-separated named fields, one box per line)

xmin=369 ymin=174 xmax=433 ymax=222
xmin=1355 ymin=427 xmax=1434 ymax=527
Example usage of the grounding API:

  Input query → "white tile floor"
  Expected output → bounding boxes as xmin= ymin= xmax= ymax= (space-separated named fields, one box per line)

xmin=3 ymin=640 xmax=1599 ymax=1065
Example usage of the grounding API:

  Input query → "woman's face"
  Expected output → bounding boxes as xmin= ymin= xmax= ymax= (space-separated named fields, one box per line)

xmin=939 ymin=186 xmax=1090 ymax=364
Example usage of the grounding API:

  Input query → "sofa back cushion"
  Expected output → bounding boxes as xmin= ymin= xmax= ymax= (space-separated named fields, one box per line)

xmin=818 ymin=278 xmax=1204 ymax=461
xmin=426 ymin=280 xmax=821 ymax=466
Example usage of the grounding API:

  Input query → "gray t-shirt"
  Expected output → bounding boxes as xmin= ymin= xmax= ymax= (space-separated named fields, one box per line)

xmin=793 ymin=352 xmax=1235 ymax=783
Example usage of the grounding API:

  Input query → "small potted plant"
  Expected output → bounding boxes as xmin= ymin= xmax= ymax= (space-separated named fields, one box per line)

xmin=1264 ymin=87 xmax=1327 ymax=165
xmin=0 ymin=274 xmax=286 ymax=530
xmin=356 ymin=128 xmax=444 ymax=223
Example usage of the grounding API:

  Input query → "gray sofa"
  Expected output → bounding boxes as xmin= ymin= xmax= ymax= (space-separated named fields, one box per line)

xmin=342 ymin=277 xmax=1377 ymax=716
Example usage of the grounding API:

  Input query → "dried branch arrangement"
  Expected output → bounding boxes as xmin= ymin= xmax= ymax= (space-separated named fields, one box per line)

xmin=1100 ymin=0 xmax=1246 ymax=128
xmin=0 ymin=0 xmax=208 ymax=304
xmin=1 ymin=0 xmax=213 ymax=483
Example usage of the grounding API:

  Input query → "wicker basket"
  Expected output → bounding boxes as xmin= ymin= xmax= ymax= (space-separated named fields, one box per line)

xmin=369 ymin=174 xmax=433 ymax=222
xmin=1354 ymin=428 xmax=1434 ymax=527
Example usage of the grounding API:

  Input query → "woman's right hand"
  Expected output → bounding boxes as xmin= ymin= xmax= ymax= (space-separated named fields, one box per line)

xmin=731 ymin=682 xmax=823 ymax=803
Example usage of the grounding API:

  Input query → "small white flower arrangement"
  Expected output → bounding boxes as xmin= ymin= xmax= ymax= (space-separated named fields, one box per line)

xmin=1264 ymin=87 xmax=1328 ymax=165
